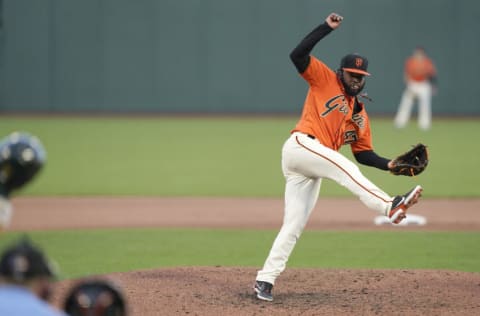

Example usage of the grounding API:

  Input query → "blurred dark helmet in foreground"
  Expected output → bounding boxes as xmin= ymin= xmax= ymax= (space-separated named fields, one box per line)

xmin=0 ymin=236 xmax=56 ymax=282
xmin=0 ymin=131 xmax=46 ymax=197
xmin=64 ymin=279 xmax=127 ymax=316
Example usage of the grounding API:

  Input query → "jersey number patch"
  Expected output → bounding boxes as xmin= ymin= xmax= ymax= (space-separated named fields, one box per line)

xmin=344 ymin=130 xmax=358 ymax=144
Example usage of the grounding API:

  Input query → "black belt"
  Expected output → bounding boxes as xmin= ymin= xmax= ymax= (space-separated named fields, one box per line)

xmin=307 ymin=134 xmax=315 ymax=139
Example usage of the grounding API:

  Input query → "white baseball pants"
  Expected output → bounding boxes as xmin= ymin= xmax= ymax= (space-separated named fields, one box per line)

xmin=256 ymin=132 xmax=393 ymax=285
xmin=394 ymin=81 xmax=432 ymax=130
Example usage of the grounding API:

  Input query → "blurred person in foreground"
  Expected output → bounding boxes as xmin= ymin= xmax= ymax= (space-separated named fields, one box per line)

xmin=394 ymin=46 xmax=437 ymax=130
xmin=0 ymin=236 xmax=67 ymax=316
xmin=63 ymin=278 xmax=128 ymax=316
xmin=0 ymin=131 xmax=46 ymax=231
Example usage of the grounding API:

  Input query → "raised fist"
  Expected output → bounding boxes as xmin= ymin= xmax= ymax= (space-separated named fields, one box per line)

xmin=326 ymin=13 xmax=343 ymax=29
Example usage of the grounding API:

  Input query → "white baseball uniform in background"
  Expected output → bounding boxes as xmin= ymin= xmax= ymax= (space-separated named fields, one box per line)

xmin=395 ymin=80 xmax=433 ymax=130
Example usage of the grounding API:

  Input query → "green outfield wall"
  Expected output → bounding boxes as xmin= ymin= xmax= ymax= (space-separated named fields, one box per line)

xmin=0 ymin=0 xmax=478 ymax=115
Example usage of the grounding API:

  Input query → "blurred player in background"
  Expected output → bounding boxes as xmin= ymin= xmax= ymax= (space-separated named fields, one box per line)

xmin=0 ymin=236 xmax=67 ymax=316
xmin=394 ymin=47 xmax=437 ymax=130
xmin=0 ymin=131 xmax=46 ymax=230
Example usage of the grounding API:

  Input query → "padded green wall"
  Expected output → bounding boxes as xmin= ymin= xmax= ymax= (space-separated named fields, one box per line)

xmin=0 ymin=0 xmax=478 ymax=114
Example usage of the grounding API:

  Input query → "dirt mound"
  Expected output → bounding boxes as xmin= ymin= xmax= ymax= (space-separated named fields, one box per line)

xmin=52 ymin=267 xmax=480 ymax=316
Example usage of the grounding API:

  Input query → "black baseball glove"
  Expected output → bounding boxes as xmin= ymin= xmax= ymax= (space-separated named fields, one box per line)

xmin=389 ymin=143 xmax=429 ymax=176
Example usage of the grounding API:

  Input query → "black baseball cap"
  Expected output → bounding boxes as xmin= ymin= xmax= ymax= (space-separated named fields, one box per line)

xmin=340 ymin=53 xmax=370 ymax=76
xmin=0 ymin=237 xmax=56 ymax=282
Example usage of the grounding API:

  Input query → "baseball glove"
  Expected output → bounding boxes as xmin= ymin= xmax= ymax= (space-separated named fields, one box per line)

xmin=390 ymin=143 xmax=429 ymax=176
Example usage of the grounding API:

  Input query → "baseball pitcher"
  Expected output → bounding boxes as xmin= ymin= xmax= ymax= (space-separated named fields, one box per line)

xmin=253 ymin=13 xmax=428 ymax=302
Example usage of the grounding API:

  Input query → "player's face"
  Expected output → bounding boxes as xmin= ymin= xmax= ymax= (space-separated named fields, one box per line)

xmin=341 ymin=71 xmax=366 ymax=96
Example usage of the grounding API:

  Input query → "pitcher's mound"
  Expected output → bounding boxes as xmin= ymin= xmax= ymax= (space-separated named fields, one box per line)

xmin=53 ymin=267 xmax=480 ymax=316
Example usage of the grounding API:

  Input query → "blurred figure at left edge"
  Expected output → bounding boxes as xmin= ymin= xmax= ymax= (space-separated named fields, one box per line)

xmin=0 ymin=236 xmax=67 ymax=316
xmin=0 ymin=131 xmax=46 ymax=231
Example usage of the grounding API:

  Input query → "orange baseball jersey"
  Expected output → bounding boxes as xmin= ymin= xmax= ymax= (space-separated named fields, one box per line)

xmin=405 ymin=56 xmax=436 ymax=82
xmin=292 ymin=56 xmax=373 ymax=153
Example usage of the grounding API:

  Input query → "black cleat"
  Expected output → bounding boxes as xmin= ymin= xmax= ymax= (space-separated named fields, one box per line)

xmin=253 ymin=280 xmax=273 ymax=302
xmin=388 ymin=185 xmax=423 ymax=224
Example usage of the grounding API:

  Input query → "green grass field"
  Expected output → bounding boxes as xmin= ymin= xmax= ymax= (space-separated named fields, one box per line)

xmin=0 ymin=116 xmax=479 ymax=197
xmin=1 ymin=229 xmax=479 ymax=279
xmin=0 ymin=116 xmax=479 ymax=279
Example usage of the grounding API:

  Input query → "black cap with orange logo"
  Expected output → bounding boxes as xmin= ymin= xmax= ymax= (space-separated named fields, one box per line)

xmin=340 ymin=53 xmax=370 ymax=76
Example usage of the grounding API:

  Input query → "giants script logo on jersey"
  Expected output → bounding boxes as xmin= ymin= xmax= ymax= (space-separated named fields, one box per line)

xmin=352 ymin=113 xmax=365 ymax=128
xmin=321 ymin=95 xmax=348 ymax=117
